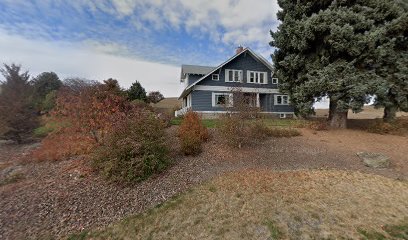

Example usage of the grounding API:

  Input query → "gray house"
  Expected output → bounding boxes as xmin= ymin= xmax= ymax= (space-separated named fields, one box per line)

xmin=176 ymin=47 xmax=294 ymax=118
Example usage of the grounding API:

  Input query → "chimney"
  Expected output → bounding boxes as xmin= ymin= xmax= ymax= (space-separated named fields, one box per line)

xmin=235 ymin=45 xmax=244 ymax=54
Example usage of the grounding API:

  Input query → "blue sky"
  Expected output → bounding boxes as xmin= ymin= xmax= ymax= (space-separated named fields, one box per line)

xmin=0 ymin=0 xmax=280 ymax=97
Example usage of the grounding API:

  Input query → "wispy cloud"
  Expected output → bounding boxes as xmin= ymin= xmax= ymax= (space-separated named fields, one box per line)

xmin=0 ymin=0 xmax=280 ymax=96
xmin=0 ymin=0 xmax=279 ymax=61
xmin=0 ymin=29 xmax=181 ymax=97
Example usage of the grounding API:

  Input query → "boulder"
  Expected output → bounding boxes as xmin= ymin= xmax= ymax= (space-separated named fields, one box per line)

xmin=357 ymin=152 xmax=390 ymax=168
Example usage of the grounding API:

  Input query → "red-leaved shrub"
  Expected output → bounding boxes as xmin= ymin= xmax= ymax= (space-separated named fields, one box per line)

xmin=178 ymin=111 xmax=209 ymax=155
xmin=32 ymin=131 xmax=96 ymax=161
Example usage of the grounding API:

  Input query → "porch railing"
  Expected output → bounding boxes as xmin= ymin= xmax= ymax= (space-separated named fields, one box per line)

xmin=175 ymin=107 xmax=191 ymax=117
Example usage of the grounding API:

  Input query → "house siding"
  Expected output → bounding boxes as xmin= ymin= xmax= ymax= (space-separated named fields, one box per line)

xmin=180 ymin=49 xmax=294 ymax=116
xmin=196 ymin=52 xmax=278 ymax=89
xmin=187 ymin=75 xmax=203 ymax=86
xmin=191 ymin=90 xmax=294 ymax=113
xmin=191 ymin=91 xmax=218 ymax=111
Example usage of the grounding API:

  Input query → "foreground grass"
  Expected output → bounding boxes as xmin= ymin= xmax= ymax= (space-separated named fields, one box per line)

xmin=69 ymin=170 xmax=408 ymax=240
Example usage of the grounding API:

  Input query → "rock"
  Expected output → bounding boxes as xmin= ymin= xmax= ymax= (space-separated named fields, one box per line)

xmin=1 ymin=165 xmax=23 ymax=179
xmin=357 ymin=152 xmax=390 ymax=168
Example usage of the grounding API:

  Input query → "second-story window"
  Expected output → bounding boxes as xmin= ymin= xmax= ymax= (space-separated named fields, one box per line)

xmin=225 ymin=69 xmax=243 ymax=82
xmin=247 ymin=71 xmax=267 ymax=84
xmin=212 ymin=74 xmax=219 ymax=81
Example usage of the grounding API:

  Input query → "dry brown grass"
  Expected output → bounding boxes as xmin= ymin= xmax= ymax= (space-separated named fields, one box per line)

xmin=83 ymin=170 xmax=408 ymax=240
xmin=315 ymin=106 xmax=408 ymax=119
xmin=151 ymin=97 xmax=181 ymax=109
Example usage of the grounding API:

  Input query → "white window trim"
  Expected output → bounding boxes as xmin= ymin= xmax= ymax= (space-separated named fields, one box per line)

xmin=194 ymin=85 xmax=280 ymax=94
xmin=225 ymin=69 xmax=243 ymax=83
xmin=279 ymin=113 xmax=286 ymax=119
xmin=212 ymin=92 xmax=233 ymax=107
xmin=212 ymin=74 xmax=219 ymax=81
xmin=247 ymin=71 xmax=268 ymax=84
xmin=274 ymin=95 xmax=290 ymax=105
xmin=272 ymin=78 xmax=279 ymax=84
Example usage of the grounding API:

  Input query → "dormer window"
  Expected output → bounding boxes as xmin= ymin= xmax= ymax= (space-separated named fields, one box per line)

xmin=212 ymin=74 xmax=219 ymax=81
xmin=225 ymin=69 xmax=243 ymax=82
xmin=247 ymin=71 xmax=267 ymax=84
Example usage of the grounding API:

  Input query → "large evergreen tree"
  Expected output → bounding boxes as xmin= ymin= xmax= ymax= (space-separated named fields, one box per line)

xmin=0 ymin=64 xmax=38 ymax=143
xmin=270 ymin=0 xmax=401 ymax=128
xmin=127 ymin=81 xmax=147 ymax=102
xmin=372 ymin=4 xmax=408 ymax=121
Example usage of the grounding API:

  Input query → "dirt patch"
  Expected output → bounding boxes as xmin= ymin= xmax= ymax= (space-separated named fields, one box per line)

xmin=301 ymin=128 xmax=408 ymax=179
xmin=1 ymin=127 xmax=407 ymax=239
xmin=86 ymin=170 xmax=408 ymax=239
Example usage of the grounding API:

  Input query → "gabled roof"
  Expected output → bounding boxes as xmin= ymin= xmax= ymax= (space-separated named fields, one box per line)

xmin=179 ymin=48 xmax=274 ymax=99
xmin=180 ymin=65 xmax=215 ymax=80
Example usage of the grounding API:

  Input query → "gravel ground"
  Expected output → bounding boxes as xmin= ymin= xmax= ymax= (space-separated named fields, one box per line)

xmin=0 ymin=127 xmax=407 ymax=239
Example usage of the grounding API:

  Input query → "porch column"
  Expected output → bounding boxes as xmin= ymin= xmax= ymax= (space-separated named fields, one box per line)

xmin=256 ymin=93 xmax=260 ymax=108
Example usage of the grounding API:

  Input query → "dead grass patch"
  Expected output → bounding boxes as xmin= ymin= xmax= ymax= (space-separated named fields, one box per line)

xmin=266 ymin=127 xmax=302 ymax=138
xmin=367 ymin=118 xmax=408 ymax=136
xmin=80 ymin=170 xmax=408 ymax=239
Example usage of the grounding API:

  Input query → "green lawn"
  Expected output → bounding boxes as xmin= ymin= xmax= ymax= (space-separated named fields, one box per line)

xmin=170 ymin=118 xmax=219 ymax=128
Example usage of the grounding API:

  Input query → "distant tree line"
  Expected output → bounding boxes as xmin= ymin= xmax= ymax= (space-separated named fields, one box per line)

xmin=0 ymin=63 xmax=164 ymax=143
xmin=271 ymin=0 xmax=407 ymax=128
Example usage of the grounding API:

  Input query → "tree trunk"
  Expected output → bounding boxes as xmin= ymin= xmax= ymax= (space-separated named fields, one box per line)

xmin=383 ymin=106 xmax=397 ymax=122
xmin=328 ymin=99 xmax=348 ymax=129
xmin=328 ymin=99 xmax=336 ymax=120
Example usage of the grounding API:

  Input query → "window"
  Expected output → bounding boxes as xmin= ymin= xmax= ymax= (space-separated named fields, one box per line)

xmin=272 ymin=78 xmax=279 ymax=84
xmin=247 ymin=71 xmax=267 ymax=84
xmin=279 ymin=113 xmax=286 ymax=119
xmin=212 ymin=74 xmax=219 ymax=81
xmin=274 ymin=95 xmax=289 ymax=105
xmin=225 ymin=69 xmax=243 ymax=82
xmin=212 ymin=93 xmax=233 ymax=107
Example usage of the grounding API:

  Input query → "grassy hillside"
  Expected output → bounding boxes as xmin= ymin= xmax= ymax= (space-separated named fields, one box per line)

xmin=152 ymin=97 xmax=181 ymax=109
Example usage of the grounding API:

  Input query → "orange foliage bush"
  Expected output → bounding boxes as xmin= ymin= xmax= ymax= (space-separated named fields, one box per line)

xmin=178 ymin=111 xmax=209 ymax=155
xmin=33 ymin=80 xmax=144 ymax=161
xmin=32 ymin=131 xmax=96 ymax=161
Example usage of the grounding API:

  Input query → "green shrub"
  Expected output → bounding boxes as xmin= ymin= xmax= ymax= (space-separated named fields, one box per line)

xmin=33 ymin=120 xmax=69 ymax=138
xmin=33 ymin=125 xmax=53 ymax=138
xmin=92 ymin=111 xmax=170 ymax=183
xmin=178 ymin=111 xmax=209 ymax=155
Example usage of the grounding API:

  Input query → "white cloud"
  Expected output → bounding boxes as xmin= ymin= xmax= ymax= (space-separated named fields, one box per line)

xmin=0 ymin=30 xmax=182 ymax=97
xmin=107 ymin=0 xmax=279 ymax=47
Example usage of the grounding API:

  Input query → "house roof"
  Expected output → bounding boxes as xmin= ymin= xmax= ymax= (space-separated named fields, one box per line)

xmin=180 ymin=65 xmax=215 ymax=80
xmin=179 ymin=48 xmax=274 ymax=99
